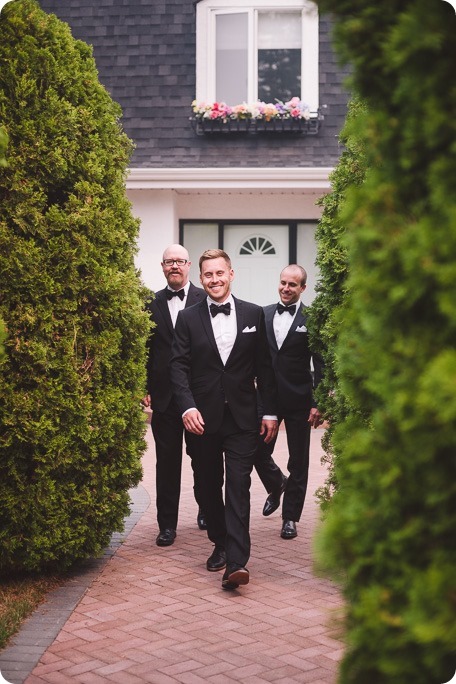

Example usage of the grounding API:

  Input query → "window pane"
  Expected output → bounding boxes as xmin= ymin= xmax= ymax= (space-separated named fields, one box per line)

xmin=258 ymin=11 xmax=301 ymax=49
xmin=258 ymin=12 xmax=301 ymax=103
xmin=258 ymin=49 xmax=301 ymax=102
xmin=216 ymin=13 xmax=248 ymax=104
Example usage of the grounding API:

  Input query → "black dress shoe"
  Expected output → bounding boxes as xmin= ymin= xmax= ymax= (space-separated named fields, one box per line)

xmin=263 ymin=475 xmax=288 ymax=516
xmin=197 ymin=508 xmax=207 ymax=530
xmin=156 ymin=528 xmax=176 ymax=547
xmin=206 ymin=546 xmax=227 ymax=571
xmin=222 ymin=566 xmax=249 ymax=591
xmin=280 ymin=519 xmax=297 ymax=539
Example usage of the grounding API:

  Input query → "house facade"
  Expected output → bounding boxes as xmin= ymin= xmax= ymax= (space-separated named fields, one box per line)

xmin=40 ymin=0 xmax=349 ymax=304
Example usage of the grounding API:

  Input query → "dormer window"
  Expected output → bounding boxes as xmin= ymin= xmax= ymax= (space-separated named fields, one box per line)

xmin=196 ymin=0 xmax=319 ymax=112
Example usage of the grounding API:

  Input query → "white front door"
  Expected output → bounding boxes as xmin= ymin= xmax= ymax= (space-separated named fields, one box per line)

xmin=224 ymin=224 xmax=289 ymax=306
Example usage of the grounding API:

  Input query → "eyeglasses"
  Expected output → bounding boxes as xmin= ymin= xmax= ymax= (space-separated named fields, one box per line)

xmin=162 ymin=259 xmax=188 ymax=266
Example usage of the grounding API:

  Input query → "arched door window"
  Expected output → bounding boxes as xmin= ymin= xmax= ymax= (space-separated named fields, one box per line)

xmin=239 ymin=236 xmax=276 ymax=256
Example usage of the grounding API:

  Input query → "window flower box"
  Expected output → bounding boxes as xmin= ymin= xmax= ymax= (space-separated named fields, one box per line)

xmin=254 ymin=117 xmax=319 ymax=135
xmin=190 ymin=98 xmax=322 ymax=136
xmin=191 ymin=117 xmax=252 ymax=135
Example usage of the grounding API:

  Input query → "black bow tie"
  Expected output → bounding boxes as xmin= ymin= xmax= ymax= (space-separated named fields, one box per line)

xmin=210 ymin=302 xmax=231 ymax=317
xmin=166 ymin=288 xmax=185 ymax=301
xmin=277 ymin=303 xmax=296 ymax=315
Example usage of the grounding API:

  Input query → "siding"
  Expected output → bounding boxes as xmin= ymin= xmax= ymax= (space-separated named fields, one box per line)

xmin=39 ymin=0 xmax=350 ymax=168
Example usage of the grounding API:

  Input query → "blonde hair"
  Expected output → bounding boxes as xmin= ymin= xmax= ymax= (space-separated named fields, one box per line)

xmin=199 ymin=249 xmax=231 ymax=272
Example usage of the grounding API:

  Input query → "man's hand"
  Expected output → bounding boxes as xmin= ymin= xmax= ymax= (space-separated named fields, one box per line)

xmin=308 ymin=407 xmax=323 ymax=428
xmin=260 ymin=418 xmax=278 ymax=444
xmin=183 ymin=409 xmax=205 ymax=435
xmin=142 ymin=394 xmax=151 ymax=408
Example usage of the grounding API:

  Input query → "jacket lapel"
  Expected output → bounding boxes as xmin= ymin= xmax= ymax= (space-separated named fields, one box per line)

xmin=186 ymin=283 xmax=202 ymax=308
xmin=282 ymin=302 xmax=306 ymax=347
xmin=156 ymin=289 xmax=174 ymax=336
xmin=265 ymin=304 xmax=278 ymax=351
xmin=224 ymin=297 xmax=244 ymax=365
xmin=198 ymin=299 xmax=222 ymax=359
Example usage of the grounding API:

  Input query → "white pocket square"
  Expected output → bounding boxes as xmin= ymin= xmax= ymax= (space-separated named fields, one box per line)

xmin=296 ymin=325 xmax=307 ymax=332
xmin=242 ymin=326 xmax=256 ymax=333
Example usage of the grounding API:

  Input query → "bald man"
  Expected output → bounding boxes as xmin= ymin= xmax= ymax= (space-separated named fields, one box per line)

xmin=254 ymin=265 xmax=324 ymax=540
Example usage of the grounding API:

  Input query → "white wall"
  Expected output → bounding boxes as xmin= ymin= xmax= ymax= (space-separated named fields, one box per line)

xmin=128 ymin=189 xmax=178 ymax=291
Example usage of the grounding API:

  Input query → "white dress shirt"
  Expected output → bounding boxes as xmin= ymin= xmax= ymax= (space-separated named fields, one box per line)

xmin=207 ymin=294 xmax=236 ymax=365
xmin=167 ymin=282 xmax=190 ymax=328
xmin=273 ymin=301 xmax=301 ymax=349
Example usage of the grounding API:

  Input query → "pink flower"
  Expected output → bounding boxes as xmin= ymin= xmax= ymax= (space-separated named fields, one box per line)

xmin=192 ymin=97 xmax=311 ymax=122
xmin=287 ymin=97 xmax=301 ymax=108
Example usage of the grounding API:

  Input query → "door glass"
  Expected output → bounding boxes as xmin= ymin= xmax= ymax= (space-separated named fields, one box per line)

xmin=297 ymin=222 xmax=318 ymax=305
xmin=224 ymin=225 xmax=289 ymax=306
xmin=182 ymin=223 xmax=219 ymax=286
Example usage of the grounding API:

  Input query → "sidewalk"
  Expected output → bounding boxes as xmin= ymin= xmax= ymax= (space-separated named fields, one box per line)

xmin=1 ymin=416 xmax=345 ymax=684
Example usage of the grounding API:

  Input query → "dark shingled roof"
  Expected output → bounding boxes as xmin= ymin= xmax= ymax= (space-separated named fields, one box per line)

xmin=39 ymin=0 xmax=350 ymax=169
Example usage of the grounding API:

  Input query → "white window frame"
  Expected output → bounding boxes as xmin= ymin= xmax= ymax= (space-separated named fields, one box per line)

xmin=196 ymin=0 xmax=319 ymax=113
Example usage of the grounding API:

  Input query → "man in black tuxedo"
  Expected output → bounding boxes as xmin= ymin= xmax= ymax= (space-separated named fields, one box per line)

xmin=144 ymin=244 xmax=208 ymax=547
xmin=254 ymin=264 xmax=324 ymax=540
xmin=170 ymin=249 xmax=278 ymax=591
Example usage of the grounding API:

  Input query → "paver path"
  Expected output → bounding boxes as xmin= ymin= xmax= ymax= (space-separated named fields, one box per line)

xmin=2 ymin=416 xmax=345 ymax=684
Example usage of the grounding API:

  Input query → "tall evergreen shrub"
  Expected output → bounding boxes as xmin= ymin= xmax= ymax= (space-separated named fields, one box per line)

xmin=0 ymin=316 xmax=6 ymax=364
xmin=0 ymin=0 xmax=149 ymax=572
xmin=0 ymin=125 xmax=7 ymax=166
xmin=313 ymin=0 xmax=456 ymax=681
xmin=0 ymin=126 xmax=7 ymax=362
xmin=308 ymin=98 xmax=367 ymax=505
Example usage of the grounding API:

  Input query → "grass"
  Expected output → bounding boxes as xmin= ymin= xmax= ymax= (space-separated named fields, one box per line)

xmin=0 ymin=573 xmax=66 ymax=650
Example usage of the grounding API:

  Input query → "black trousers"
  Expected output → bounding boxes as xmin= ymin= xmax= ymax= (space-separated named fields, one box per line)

xmin=254 ymin=410 xmax=311 ymax=522
xmin=186 ymin=405 xmax=257 ymax=569
xmin=151 ymin=402 xmax=202 ymax=531
xmin=253 ymin=427 xmax=285 ymax=495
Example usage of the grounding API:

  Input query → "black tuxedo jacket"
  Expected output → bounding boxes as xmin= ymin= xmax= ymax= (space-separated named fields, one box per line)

xmin=170 ymin=296 xmax=278 ymax=434
xmin=263 ymin=302 xmax=323 ymax=415
xmin=146 ymin=282 xmax=205 ymax=412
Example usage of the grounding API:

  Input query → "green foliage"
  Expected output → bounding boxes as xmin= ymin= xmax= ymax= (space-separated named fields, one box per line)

xmin=307 ymin=98 xmax=368 ymax=506
xmin=0 ymin=129 xmax=7 ymax=373
xmin=313 ymin=0 xmax=456 ymax=681
xmin=0 ymin=125 xmax=8 ymax=167
xmin=0 ymin=317 xmax=6 ymax=364
xmin=0 ymin=0 xmax=150 ymax=573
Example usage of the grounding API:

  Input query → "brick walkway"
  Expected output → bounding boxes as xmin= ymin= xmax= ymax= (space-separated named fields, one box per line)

xmin=1 ymin=415 xmax=345 ymax=684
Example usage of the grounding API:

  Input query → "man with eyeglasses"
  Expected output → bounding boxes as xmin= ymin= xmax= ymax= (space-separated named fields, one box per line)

xmin=144 ymin=244 xmax=209 ymax=547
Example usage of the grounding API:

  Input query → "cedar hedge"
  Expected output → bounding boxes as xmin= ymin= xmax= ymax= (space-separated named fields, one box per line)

xmin=312 ymin=0 xmax=456 ymax=681
xmin=0 ymin=320 xmax=5 ymax=365
xmin=0 ymin=126 xmax=7 ymax=361
xmin=307 ymin=97 xmax=367 ymax=506
xmin=0 ymin=0 xmax=150 ymax=573
xmin=0 ymin=125 xmax=7 ymax=167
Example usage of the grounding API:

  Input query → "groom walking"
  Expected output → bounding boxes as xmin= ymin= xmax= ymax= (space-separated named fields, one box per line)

xmin=170 ymin=249 xmax=278 ymax=591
